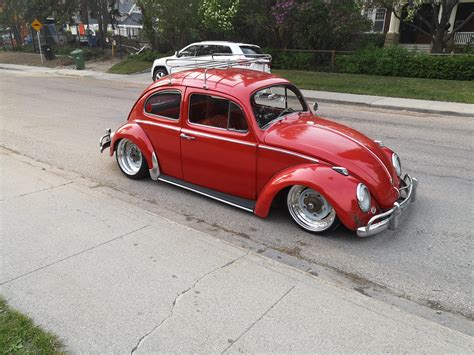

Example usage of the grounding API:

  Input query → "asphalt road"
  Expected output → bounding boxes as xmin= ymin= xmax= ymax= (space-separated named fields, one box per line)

xmin=1 ymin=69 xmax=472 ymax=333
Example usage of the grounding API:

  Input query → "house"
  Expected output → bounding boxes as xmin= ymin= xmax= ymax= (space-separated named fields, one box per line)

xmin=365 ymin=0 xmax=473 ymax=51
xmin=68 ymin=0 xmax=143 ymax=42
xmin=116 ymin=0 xmax=143 ymax=39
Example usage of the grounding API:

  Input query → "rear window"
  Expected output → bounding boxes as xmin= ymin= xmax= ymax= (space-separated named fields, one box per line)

xmin=240 ymin=46 xmax=263 ymax=57
xmin=144 ymin=91 xmax=181 ymax=120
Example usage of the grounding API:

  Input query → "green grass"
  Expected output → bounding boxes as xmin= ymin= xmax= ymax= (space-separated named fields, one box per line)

xmin=108 ymin=59 xmax=151 ymax=74
xmin=273 ymin=70 xmax=474 ymax=104
xmin=0 ymin=297 xmax=63 ymax=354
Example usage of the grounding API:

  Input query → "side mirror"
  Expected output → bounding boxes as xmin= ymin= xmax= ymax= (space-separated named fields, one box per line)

xmin=313 ymin=102 xmax=318 ymax=111
xmin=174 ymin=51 xmax=179 ymax=57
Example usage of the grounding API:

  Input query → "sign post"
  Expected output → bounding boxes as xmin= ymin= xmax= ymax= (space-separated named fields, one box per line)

xmin=31 ymin=19 xmax=44 ymax=64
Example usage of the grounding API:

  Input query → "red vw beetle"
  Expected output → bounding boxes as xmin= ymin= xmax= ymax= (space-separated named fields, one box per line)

xmin=100 ymin=68 xmax=417 ymax=237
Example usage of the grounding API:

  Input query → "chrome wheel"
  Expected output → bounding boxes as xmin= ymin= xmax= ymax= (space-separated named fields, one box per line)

xmin=287 ymin=185 xmax=337 ymax=233
xmin=117 ymin=139 xmax=143 ymax=176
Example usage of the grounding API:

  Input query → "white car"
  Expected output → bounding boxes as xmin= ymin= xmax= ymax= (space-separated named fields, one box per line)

xmin=151 ymin=41 xmax=271 ymax=81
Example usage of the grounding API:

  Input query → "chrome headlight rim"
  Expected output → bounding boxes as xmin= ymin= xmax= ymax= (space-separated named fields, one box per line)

xmin=392 ymin=153 xmax=402 ymax=177
xmin=356 ymin=183 xmax=371 ymax=213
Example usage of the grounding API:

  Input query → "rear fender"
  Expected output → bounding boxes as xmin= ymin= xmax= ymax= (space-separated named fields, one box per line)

xmin=254 ymin=164 xmax=373 ymax=231
xmin=110 ymin=122 xmax=159 ymax=179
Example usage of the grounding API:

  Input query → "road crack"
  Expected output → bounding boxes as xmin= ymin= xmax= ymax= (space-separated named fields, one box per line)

xmin=222 ymin=285 xmax=295 ymax=354
xmin=130 ymin=252 xmax=248 ymax=354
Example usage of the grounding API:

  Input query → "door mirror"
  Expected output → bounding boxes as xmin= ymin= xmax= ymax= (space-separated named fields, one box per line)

xmin=313 ymin=102 xmax=318 ymax=112
xmin=174 ymin=51 xmax=178 ymax=57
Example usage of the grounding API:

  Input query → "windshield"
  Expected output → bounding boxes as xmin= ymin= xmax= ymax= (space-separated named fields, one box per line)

xmin=251 ymin=85 xmax=307 ymax=129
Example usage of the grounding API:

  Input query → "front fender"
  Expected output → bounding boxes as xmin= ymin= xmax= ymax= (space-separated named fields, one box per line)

xmin=110 ymin=122 xmax=155 ymax=171
xmin=254 ymin=164 xmax=374 ymax=231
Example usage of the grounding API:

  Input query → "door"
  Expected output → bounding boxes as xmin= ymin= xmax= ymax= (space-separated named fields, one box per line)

xmin=180 ymin=91 xmax=257 ymax=200
xmin=171 ymin=45 xmax=202 ymax=73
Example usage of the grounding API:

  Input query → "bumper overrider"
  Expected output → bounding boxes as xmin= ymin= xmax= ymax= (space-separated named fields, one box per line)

xmin=357 ymin=174 xmax=418 ymax=237
xmin=99 ymin=129 xmax=112 ymax=153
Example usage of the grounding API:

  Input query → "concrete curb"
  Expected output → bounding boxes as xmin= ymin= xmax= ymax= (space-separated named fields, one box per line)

xmin=1 ymin=63 xmax=473 ymax=117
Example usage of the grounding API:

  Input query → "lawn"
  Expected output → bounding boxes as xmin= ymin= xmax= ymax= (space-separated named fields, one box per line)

xmin=108 ymin=59 xmax=151 ymax=74
xmin=273 ymin=70 xmax=474 ymax=104
xmin=0 ymin=297 xmax=63 ymax=354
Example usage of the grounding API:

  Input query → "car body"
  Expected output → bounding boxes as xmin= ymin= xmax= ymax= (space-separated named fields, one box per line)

xmin=150 ymin=41 xmax=271 ymax=81
xmin=100 ymin=68 xmax=417 ymax=237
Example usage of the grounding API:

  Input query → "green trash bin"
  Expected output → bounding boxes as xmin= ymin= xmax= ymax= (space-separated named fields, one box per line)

xmin=70 ymin=49 xmax=85 ymax=70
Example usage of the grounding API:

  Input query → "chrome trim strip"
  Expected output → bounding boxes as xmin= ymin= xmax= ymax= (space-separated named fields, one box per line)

xmin=259 ymin=145 xmax=319 ymax=163
xmin=187 ymin=120 xmax=249 ymax=134
xmin=136 ymin=120 xmax=181 ymax=131
xmin=356 ymin=174 xmax=417 ymax=237
xmin=157 ymin=177 xmax=254 ymax=212
xmin=319 ymin=125 xmax=392 ymax=183
xmin=149 ymin=152 xmax=160 ymax=181
xmin=181 ymin=128 xmax=256 ymax=147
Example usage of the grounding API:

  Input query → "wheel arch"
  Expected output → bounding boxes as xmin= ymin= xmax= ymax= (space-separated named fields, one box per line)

xmin=110 ymin=122 xmax=159 ymax=180
xmin=254 ymin=164 xmax=367 ymax=231
xmin=153 ymin=66 xmax=169 ymax=79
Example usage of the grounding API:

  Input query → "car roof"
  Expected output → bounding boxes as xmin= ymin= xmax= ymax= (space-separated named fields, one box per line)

xmin=148 ymin=68 xmax=289 ymax=99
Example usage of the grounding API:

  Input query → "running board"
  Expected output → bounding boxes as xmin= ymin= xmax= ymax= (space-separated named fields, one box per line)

xmin=157 ymin=175 xmax=256 ymax=213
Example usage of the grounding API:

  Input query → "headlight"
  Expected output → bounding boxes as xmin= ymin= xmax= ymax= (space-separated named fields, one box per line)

xmin=356 ymin=183 xmax=371 ymax=213
xmin=392 ymin=153 xmax=402 ymax=177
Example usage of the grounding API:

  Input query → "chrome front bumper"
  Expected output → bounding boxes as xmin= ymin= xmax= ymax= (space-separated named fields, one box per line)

xmin=357 ymin=174 xmax=418 ymax=237
xmin=99 ymin=128 xmax=112 ymax=153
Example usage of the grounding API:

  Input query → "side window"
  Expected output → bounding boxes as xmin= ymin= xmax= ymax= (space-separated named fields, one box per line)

xmin=179 ymin=45 xmax=199 ymax=57
xmin=189 ymin=94 xmax=248 ymax=132
xmin=215 ymin=45 xmax=233 ymax=54
xmin=145 ymin=91 xmax=181 ymax=120
xmin=197 ymin=45 xmax=213 ymax=56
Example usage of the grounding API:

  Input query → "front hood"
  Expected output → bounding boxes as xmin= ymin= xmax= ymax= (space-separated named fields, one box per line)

xmin=154 ymin=55 xmax=175 ymax=66
xmin=263 ymin=113 xmax=398 ymax=207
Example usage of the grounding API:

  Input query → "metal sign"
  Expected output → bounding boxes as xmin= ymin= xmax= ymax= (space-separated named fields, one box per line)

xmin=31 ymin=18 xmax=43 ymax=32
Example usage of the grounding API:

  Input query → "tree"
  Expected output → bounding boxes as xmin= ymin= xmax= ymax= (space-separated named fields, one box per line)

xmin=0 ymin=0 xmax=29 ymax=45
xmin=84 ymin=0 xmax=119 ymax=49
xmin=271 ymin=0 xmax=298 ymax=48
xmin=136 ymin=0 xmax=158 ymax=50
xmin=363 ymin=0 xmax=474 ymax=53
xmin=137 ymin=0 xmax=201 ymax=51
xmin=232 ymin=0 xmax=279 ymax=47
xmin=199 ymin=0 xmax=240 ymax=35
xmin=294 ymin=0 xmax=371 ymax=50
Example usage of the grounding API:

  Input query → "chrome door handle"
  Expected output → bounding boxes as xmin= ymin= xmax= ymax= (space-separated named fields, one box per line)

xmin=180 ymin=133 xmax=196 ymax=140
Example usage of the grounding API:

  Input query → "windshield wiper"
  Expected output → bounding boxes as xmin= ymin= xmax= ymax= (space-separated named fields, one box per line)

xmin=261 ymin=108 xmax=295 ymax=130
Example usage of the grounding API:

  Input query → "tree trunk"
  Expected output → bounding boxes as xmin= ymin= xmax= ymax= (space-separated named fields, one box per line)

xmin=431 ymin=30 xmax=445 ymax=53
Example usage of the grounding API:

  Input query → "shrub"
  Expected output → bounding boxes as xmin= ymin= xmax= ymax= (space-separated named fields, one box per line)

xmin=266 ymin=49 xmax=331 ymax=71
xmin=344 ymin=33 xmax=385 ymax=51
xmin=336 ymin=46 xmax=474 ymax=81
xmin=129 ymin=50 xmax=166 ymax=62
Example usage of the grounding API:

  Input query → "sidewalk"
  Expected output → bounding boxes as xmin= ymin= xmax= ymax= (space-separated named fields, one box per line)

xmin=1 ymin=63 xmax=473 ymax=117
xmin=1 ymin=148 xmax=472 ymax=353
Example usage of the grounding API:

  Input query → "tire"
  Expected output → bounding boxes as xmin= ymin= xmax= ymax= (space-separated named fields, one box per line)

xmin=115 ymin=139 xmax=149 ymax=179
xmin=153 ymin=67 xmax=168 ymax=81
xmin=287 ymin=185 xmax=340 ymax=234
